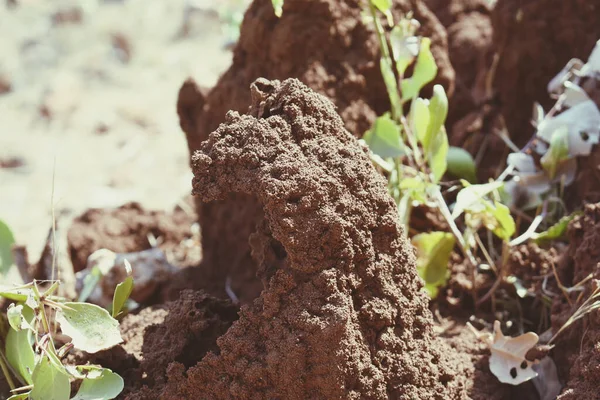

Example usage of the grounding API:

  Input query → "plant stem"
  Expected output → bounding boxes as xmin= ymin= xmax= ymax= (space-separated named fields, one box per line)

xmin=0 ymin=348 xmax=16 ymax=391
xmin=33 ymin=281 xmax=55 ymax=351
xmin=433 ymin=189 xmax=480 ymax=304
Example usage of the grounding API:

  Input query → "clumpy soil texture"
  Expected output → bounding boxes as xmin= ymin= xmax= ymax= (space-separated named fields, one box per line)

xmin=153 ymin=78 xmax=467 ymax=399
xmin=177 ymin=0 xmax=456 ymax=301
xmin=492 ymin=0 xmax=600 ymax=145
xmin=553 ymin=204 xmax=600 ymax=399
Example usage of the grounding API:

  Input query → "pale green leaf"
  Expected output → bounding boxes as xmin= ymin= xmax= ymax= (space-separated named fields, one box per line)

xmin=271 ymin=0 xmax=283 ymax=17
xmin=412 ymin=86 xmax=449 ymax=182
xmin=30 ymin=355 xmax=70 ymax=400
xmin=428 ymin=125 xmax=449 ymax=182
xmin=534 ymin=211 xmax=583 ymax=243
xmin=56 ymin=302 xmax=123 ymax=354
xmin=7 ymin=303 xmax=24 ymax=331
xmin=71 ymin=366 xmax=124 ymax=400
xmin=541 ymin=127 xmax=570 ymax=179
xmin=0 ymin=219 xmax=15 ymax=277
xmin=412 ymin=231 xmax=455 ymax=298
xmin=78 ymin=265 xmax=103 ymax=303
xmin=363 ymin=114 xmax=405 ymax=159
xmin=411 ymin=97 xmax=430 ymax=146
xmin=6 ymin=322 xmax=36 ymax=385
xmin=425 ymin=84 xmax=449 ymax=149
xmin=452 ymin=181 xmax=504 ymax=219
xmin=0 ymin=286 xmax=33 ymax=302
xmin=390 ymin=26 xmax=418 ymax=76
xmin=371 ymin=0 xmax=392 ymax=12
xmin=112 ymin=276 xmax=133 ymax=318
xmin=400 ymin=38 xmax=438 ymax=101
xmin=490 ymin=201 xmax=516 ymax=240
xmin=446 ymin=146 xmax=477 ymax=183
xmin=370 ymin=0 xmax=393 ymax=24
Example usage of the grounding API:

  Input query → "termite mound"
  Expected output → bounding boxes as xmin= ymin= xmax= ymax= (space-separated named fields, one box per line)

xmin=141 ymin=78 xmax=485 ymax=399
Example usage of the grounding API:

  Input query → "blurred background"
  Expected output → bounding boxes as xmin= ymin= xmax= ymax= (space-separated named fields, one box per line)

xmin=0 ymin=0 xmax=250 ymax=260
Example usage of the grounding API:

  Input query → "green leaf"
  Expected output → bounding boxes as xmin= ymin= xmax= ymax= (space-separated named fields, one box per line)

xmin=428 ymin=125 xmax=449 ymax=182
xmin=363 ymin=113 xmax=405 ymax=159
xmin=541 ymin=127 xmax=570 ymax=179
xmin=452 ymin=181 xmax=504 ymax=219
xmin=400 ymin=38 xmax=438 ymax=101
xmin=371 ymin=0 xmax=392 ymax=12
xmin=7 ymin=303 xmax=24 ymax=331
xmin=71 ymin=366 xmax=124 ymax=400
xmin=412 ymin=231 xmax=455 ymax=298
xmin=30 ymin=355 xmax=70 ymax=400
xmin=77 ymin=265 xmax=103 ymax=303
xmin=55 ymin=302 xmax=123 ymax=354
xmin=411 ymin=97 xmax=431 ymax=146
xmin=425 ymin=84 xmax=449 ymax=150
xmin=0 ymin=286 xmax=33 ymax=302
xmin=271 ymin=0 xmax=283 ymax=17
xmin=0 ymin=219 xmax=16 ymax=277
xmin=390 ymin=26 xmax=418 ymax=76
xmin=534 ymin=211 xmax=583 ymax=243
xmin=411 ymin=86 xmax=449 ymax=182
xmin=112 ymin=271 xmax=133 ymax=318
xmin=6 ymin=321 xmax=36 ymax=385
xmin=447 ymin=146 xmax=477 ymax=183
xmin=490 ymin=201 xmax=516 ymax=240
xmin=370 ymin=0 xmax=393 ymax=25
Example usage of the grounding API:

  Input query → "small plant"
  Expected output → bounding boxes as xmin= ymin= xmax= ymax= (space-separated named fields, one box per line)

xmin=0 ymin=220 xmax=133 ymax=399
xmin=0 ymin=276 xmax=132 ymax=400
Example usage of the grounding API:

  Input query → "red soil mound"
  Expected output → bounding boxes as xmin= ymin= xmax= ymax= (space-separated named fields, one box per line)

xmin=161 ymin=78 xmax=469 ymax=398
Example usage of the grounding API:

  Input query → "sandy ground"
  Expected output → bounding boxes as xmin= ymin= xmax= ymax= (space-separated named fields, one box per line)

xmin=0 ymin=0 xmax=248 ymax=266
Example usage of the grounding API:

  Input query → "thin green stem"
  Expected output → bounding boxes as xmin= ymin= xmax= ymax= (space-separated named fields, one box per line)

xmin=32 ymin=282 xmax=55 ymax=351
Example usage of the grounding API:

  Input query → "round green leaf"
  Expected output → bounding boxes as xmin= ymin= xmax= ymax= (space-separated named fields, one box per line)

xmin=363 ymin=114 xmax=405 ymax=159
xmin=6 ymin=323 xmax=36 ymax=385
xmin=71 ymin=367 xmax=124 ymax=400
xmin=447 ymin=146 xmax=477 ymax=183
xmin=400 ymin=38 xmax=438 ymax=101
xmin=56 ymin=302 xmax=123 ymax=354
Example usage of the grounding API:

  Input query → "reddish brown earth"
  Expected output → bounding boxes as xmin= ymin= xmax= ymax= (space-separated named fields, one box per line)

xmin=553 ymin=204 xmax=600 ymax=400
xmin=67 ymin=201 xmax=198 ymax=273
xmin=177 ymin=0 xmax=456 ymax=304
